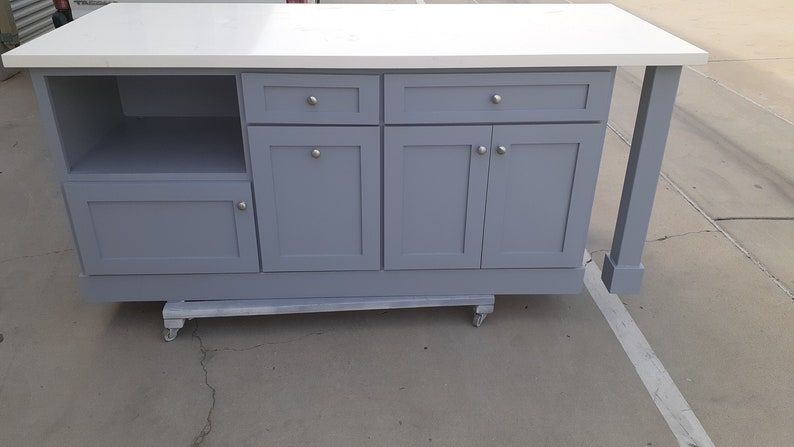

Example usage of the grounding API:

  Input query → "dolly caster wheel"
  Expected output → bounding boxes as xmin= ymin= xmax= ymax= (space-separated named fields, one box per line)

xmin=472 ymin=313 xmax=487 ymax=328
xmin=163 ymin=327 xmax=180 ymax=342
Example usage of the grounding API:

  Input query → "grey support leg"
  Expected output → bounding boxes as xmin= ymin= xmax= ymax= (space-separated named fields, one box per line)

xmin=602 ymin=66 xmax=682 ymax=294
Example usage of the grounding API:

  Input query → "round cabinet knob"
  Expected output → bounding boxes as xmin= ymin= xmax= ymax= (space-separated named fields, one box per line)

xmin=237 ymin=201 xmax=247 ymax=211
xmin=307 ymin=95 xmax=318 ymax=106
xmin=476 ymin=146 xmax=488 ymax=155
xmin=311 ymin=149 xmax=321 ymax=159
xmin=496 ymin=146 xmax=507 ymax=155
xmin=490 ymin=94 xmax=502 ymax=105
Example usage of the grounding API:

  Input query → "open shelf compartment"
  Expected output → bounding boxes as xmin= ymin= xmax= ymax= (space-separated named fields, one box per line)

xmin=46 ymin=75 xmax=245 ymax=176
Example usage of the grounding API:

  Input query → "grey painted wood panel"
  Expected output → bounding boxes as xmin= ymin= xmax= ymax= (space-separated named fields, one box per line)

xmin=68 ymin=117 xmax=245 ymax=175
xmin=242 ymin=73 xmax=380 ymax=124
xmin=602 ymin=66 xmax=682 ymax=294
xmin=249 ymin=126 xmax=380 ymax=271
xmin=482 ymin=124 xmax=606 ymax=268
xmin=46 ymin=75 xmax=124 ymax=170
xmin=30 ymin=71 xmax=72 ymax=180
xmin=64 ymin=181 xmax=259 ymax=275
xmin=384 ymin=126 xmax=491 ymax=269
xmin=117 ymin=75 xmax=240 ymax=117
xmin=33 ymin=67 xmax=627 ymax=309
xmin=43 ymin=74 xmax=246 ymax=177
xmin=80 ymin=267 xmax=586 ymax=302
xmin=384 ymin=71 xmax=612 ymax=124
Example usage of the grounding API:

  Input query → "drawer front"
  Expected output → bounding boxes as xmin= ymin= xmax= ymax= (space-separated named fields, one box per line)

xmin=242 ymin=74 xmax=380 ymax=124
xmin=384 ymin=71 xmax=613 ymax=124
xmin=65 ymin=181 xmax=259 ymax=275
xmin=249 ymin=126 xmax=381 ymax=272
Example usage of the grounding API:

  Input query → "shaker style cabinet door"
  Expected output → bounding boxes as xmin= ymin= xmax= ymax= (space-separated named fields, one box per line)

xmin=482 ymin=124 xmax=605 ymax=268
xmin=64 ymin=181 xmax=259 ymax=275
xmin=384 ymin=126 xmax=491 ymax=269
xmin=249 ymin=126 xmax=380 ymax=272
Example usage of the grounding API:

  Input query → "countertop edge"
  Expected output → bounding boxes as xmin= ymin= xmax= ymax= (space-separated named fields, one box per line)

xmin=1 ymin=53 xmax=710 ymax=69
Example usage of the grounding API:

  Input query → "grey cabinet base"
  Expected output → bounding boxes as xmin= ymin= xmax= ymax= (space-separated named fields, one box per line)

xmin=80 ymin=267 xmax=585 ymax=302
xmin=162 ymin=295 xmax=495 ymax=341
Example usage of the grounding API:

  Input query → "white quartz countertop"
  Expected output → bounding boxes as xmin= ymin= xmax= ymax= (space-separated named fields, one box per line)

xmin=2 ymin=3 xmax=708 ymax=69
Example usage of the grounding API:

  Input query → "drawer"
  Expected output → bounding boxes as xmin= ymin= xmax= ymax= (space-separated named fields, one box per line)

xmin=241 ymin=73 xmax=380 ymax=124
xmin=64 ymin=181 xmax=259 ymax=275
xmin=384 ymin=71 xmax=613 ymax=124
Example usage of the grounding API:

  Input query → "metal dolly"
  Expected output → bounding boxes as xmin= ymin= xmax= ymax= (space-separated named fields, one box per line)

xmin=163 ymin=295 xmax=495 ymax=341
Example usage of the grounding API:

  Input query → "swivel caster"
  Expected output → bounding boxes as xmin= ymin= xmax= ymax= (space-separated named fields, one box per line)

xmin=162 ymin=315 xmax=186 ymax=342
xmin=471 ymin=303 xmax=493 ymax=328
xmin=472 ymin=312 xmax=487 ymax=328
xmin=163 ymin=327 xmax=180 ymax=342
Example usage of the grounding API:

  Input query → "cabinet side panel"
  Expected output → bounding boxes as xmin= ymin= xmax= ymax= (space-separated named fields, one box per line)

xmin=47 ymin=76 xmax=124 ymax=169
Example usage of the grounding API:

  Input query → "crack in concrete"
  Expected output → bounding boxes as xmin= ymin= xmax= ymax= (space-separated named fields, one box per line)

xmin=0 ymin=71 xmax=21 ymax=83
xmin=658 ymin=172 xmax=794 ymax=301
xmin=186 ymin=325 xmax=325 ymax=445
xmin=646 ymin=230 xmax=716 ymax=243
xmin=713 ymin=216 xmax=794 ymax=222
xmin=585 ymin=249 xmax=608 ymax=266
xmin=191 ymin=322 xmax=216 ymax=447
xmin=0 ymin=248 xmax=74 ymax=265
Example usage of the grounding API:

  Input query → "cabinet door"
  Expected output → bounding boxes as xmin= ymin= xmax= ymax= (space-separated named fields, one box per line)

xmin=384 ymin=126 xmax=491 ymax=269
xmin=249 ymin=126 xmax=380 ymax=272
xmin=64 ymin=181 xmax=259 ymax=275
xmin=482 ymin=124 xmax=605 ymax=268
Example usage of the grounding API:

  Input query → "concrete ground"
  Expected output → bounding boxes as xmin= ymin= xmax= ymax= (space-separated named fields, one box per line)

xmin=1 ymin=1 xmax=792 ymax=446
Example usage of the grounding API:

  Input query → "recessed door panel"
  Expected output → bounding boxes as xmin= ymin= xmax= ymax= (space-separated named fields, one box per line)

xmin=482 ymin=124 xmax=605 ymax=268
xmin=384 ymin=126 xmax=491 ymax=269
xmin=249 ymin=126 xmax=380 ymax=271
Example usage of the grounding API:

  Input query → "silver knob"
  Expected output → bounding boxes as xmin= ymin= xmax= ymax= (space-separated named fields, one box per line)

xmin=476 ymin=146 xmax=487 ymax=155
xmin=491 ymin=94 xmax=502 ymax=104
xmin=237 ymin=201 xmax=247 ymax=211
xmin=496 ymin=146 xmax=507 ymax=155
xmin=307 ymin=95 xmax=318 ymax=106
xmin=311 ymin=149 xmax=321 ymax=159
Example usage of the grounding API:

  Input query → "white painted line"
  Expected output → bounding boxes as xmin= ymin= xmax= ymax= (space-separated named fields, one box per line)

xmin=584 ymin=251 xmax=715 ymax=447
xmin=415 ymin=0 xmax=425 ymax=4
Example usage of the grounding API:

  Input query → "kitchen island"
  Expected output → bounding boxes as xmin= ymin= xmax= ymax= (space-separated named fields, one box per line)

xmin=2 ymin=3 xmax=707 ymax=340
